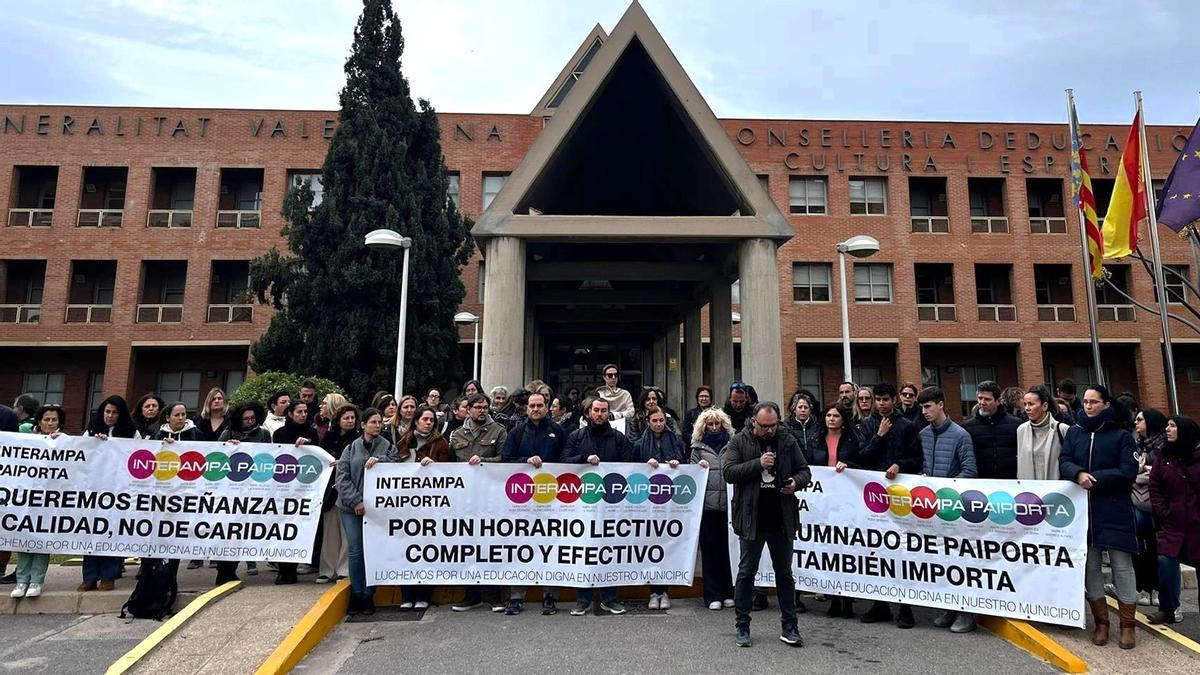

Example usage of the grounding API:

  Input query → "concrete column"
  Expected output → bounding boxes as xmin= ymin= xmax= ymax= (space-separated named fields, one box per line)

xmin=738 ymin=238 xmax=784 ymax=405
xmin=684 ymin=306 xmax=703 ymax=401
xmin=653 ymin=334 xmax=667 ymax=389
xmin=480 ymin=237 xmax=525 ymax=390
xmin=666 ymin=323 xmax=683 ymax=415
xmin=710 ymin=280 xmax=735 ymax=401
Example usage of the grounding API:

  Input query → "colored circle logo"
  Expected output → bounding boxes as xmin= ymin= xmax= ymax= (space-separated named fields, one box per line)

xmin=227 ymin=452 xmax=254 ymax=482
xmin=602 ymin=473 xmax=627 ymax=505
xmin=648 ymin=474 xmax=674 ymax=505
xmin=624 ymin=473 xmax=650 ymax=505
xmin=936 ymin=487 xmax=963 ymax=521
xmin=1015 ymin=492 xmax=1046 ymax=526
xmin=556 ymin=472 xmax=582 ymax=504
xmin=987 ymin=490 xmax=1016 ymax=525
xmin=297 ymin=455 xmax=324 ymax=484
xmin=672 ymin=475 xmax=698 ymax=505
xmin=154 ymin=450 xmax=180 ymax=481
xmin=886 ymin=484 xmax=912 ymax=517
xmin=502 ymin=471 xmax=700 ymax=505
xmin=176 ymin=451 xmax=206 ymax=482
xmin=960 ymin=489 xmax=989 ymax=524
xmin=273 ymin=454 xmax=299 ymax=484
xmin=128 ymin=449 xmax=156 ymax=480
xmin=532 ymin=472 xmax=558 ymax=504
xmin=505 ymin=473 xmax=533 ymax=504
xmin=580 ymin=473 xmax=605 ymax=504
xmin=863 ymin=482 xmax=889 ymax=513
xmin=1042 ymin=492 xmax=1075 ymax=528
xmin=204 ymin=451 xmax=230 ymax=481
xmin=909 ymin=485 xmax=938 ymax=519
xmin=126 ymin=447 xmax=329 ymax=484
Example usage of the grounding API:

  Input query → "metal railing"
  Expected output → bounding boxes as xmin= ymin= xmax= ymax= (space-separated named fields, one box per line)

xmin=216 ymin=210 xmax=261 ymax=229
xmin=77 ymin=209 xmax=123 ymax=227
xmin=971 ymin=216 xmax=1009 ymax=233
xmin=1097 ymin=304 xmax=1135 ymax=322
xmin=917 ymin=304 xmax=957 ymax=321
xmin=64 ymin=304 xmax=112 ymax=323
xmin=910 ymin=216 xmax=950 ymax=233
xmin=147 ymin=210 xmax=193 ymax=228
xmin=977 ymin=304 xmax=1017 ymax=321
xmin=1029 ymin=217 xmax=1067 ymax=234
xmin=1036 ymin=304 xmax=1076 ymax=322
xmin=0 ymin=304 xmax=41 ymax=323
xmin=206 ymin=304 xmax=253 ymax=323
xmin=136 ymin=304 xmax=183 ymax=323
xmin=7 ymin=208 xmax=53 ymax=227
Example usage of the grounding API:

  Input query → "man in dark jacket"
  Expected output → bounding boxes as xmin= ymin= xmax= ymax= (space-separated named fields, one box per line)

xmin=961 ymin=380 xmax=1021 ymax=480
xmin=500 ymin=392 xmax=566 ymax=616
xmin=564 ymin=398 xmax=633 ymax=615
xmin=851 ymin=382 xmax=922 ymax=628
xmin=723 ymin=383 xmax=752 ymax=432
xmin=724 ymin=402 xmax=811 ymax=648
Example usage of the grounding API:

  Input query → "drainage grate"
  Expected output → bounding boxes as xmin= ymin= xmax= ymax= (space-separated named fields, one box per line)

xmin=345 ymin=607 xmax=427 ymax=623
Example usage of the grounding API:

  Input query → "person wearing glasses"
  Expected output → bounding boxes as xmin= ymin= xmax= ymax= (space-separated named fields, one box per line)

xmin=896 ymin=382 xmax=923 ymax=429
xmin=596 ymin=364 xmax=635 ymax=420
xmin=852 ymin=387 xmax=874 ymax=424
xmin=449 ymin=394 xmax=508 ymax=613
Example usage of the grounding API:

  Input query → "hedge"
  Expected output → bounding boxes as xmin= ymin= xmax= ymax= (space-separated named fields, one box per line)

xmin=229 ymin=371 xmax=347 ymax=406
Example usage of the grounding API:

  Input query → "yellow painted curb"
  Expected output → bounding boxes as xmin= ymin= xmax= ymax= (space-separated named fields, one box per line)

xmin=255 ymin=579 xmax=350 ymax=675
xmin=1105 ymin=596 xmax=1200 ymax=655
xmin=978 ymin=615 xmax=1088 ymax=673
xmin=106 ymin=580 xmax=243 ymax=675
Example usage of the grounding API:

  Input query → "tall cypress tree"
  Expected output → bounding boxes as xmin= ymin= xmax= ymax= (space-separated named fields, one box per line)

xmin=250 ymin=0 xmax=472 ymax=403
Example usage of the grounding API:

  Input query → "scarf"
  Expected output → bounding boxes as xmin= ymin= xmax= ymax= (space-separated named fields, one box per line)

xmin=701 ymin=430 xmax=729 ymax=451
xmin=1017 ymin=412 xmax=1065 ymax=480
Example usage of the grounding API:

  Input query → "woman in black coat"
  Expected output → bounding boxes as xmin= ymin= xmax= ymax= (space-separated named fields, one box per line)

xmin=316 ymin=404 xmax=360 ymax=583
xmin=81 ymin=395 xmax=139 ymax=590
xmin=272 ymin=400 xmax=315 ymax=585
xmin=1059 ymin=385 xmax=1138 ymax=649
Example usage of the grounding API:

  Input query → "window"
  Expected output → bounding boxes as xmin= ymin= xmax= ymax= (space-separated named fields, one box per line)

xmin=157 ymin=371 xmax=202 ymax=410
xmin=852 ymin=366 xmax=882 ymax=389
xmin=798 ymin=366 xmax=822 ymax=403
xmin=482 ymin=173 xmax=508 ymax=210
xmin=447 ymin=173 xmax=460 ymax=209
xmin=849 ymin=177 xmax=887 ymax=215
xmin=959 ymin=366 xmax=997 ymax=416
xmin=1164 ymin=265 xmax=1188 ymax=304
xmin=290 ymin=172 xmax=324 ymax=208
xmin=22 ymin=372 xmax=65 ymax=406
xmin=224 ymin=369 xmax=246 ymax=397
xmin=788 ymin=177 xmax=827 ymax=215
xmin=731 ymin=280 xmax=740 ymax=304
xmin=792 ymin=263 xmax=832 ymax=302
xmin=921 ymin=366 xmax=939 ymax=388
xmin=1071 ymin=366 xmax=1111 ymax=391
xmin=854 ymin=264 xmax=893 ymax=303
xmin=87 ymin=371 xmax=105 ymax=416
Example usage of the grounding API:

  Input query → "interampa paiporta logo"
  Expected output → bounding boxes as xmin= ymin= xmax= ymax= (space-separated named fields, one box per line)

xmin=127 ymin=449 xmax=323 ymax=484
xmin=862 ymin=482 xmax=1075 ymax=528
xmin=506 ymin=471 xmax=697 ymax=505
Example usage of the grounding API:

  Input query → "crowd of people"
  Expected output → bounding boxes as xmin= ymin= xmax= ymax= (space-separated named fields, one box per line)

xmin=1 ymin=370 xmax=1198 ymax=651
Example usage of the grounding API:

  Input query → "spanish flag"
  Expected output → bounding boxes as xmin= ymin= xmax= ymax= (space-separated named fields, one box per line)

xmin=1102 ymin=112 xmax=1146 ymax=259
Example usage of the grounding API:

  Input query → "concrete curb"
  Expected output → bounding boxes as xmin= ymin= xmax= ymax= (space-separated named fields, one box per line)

xmin=1104 ymin=596 xmax=1200 ymax=656
xmin=977 ymin=615 xmax=1088 ymax=673
xmin=105 ymin=580 xmax=242 ymax=675
xmin=255 ymin=579 xmax=350 ymax=675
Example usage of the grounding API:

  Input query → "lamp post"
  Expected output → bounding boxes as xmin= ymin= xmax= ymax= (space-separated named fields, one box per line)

xmin=454 ymin=311 xmax=481 ymax=383
xmin=836 ymin=235 xmax=881 ymax=383
xmin=365 ymin=229 xmax=413 ymax=398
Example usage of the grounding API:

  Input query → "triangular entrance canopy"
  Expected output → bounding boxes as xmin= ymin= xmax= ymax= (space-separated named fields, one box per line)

xmin=473 ymin=1 xmax=791 ymax=241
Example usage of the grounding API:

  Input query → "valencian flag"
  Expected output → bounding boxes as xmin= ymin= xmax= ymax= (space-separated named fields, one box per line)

xmin=1157 ymin=118 xmax=1200 ymax=235
xmin=1101 ymin=112 xmax=1146 ymax=259
xmin=1068 ymin=99 xmax=1104 ymax=278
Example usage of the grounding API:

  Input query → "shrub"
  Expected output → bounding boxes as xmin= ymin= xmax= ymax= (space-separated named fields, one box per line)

xmin=229 ymin=371 xmax=346 ymax=406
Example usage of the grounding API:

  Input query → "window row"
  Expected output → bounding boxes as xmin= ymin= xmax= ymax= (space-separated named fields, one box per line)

xmin=5 ymin=165 xmax=323 ymax=229
xmin=19 ymin=369 xmax=246 ymax=414
xmin=0 ymin=259 xmax=254 ymax=325
xmin=773 ymin=175 xmax=1167 ymax=235
xmin=790 ymin=261 xmax=1189 ymax=322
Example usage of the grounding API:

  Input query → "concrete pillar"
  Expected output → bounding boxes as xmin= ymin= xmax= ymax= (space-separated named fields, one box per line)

xmin=480 ymin=237 xmax=525 ymax=390
xmin=710 ymin=280 xmax=735 ymax=402
xmin=684 ymin=306 xmax=703 ymax=403
xmin=652 ymin=334 xmax=667 ymax=389
xmin=666 ymin=324 xmax=683 ymax=414
xmin=737 ymin=238 xmax=785 ymax=405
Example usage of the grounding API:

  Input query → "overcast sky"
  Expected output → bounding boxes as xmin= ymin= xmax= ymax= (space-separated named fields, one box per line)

xmin=2 ymin=0 xmax=1198 ymax=125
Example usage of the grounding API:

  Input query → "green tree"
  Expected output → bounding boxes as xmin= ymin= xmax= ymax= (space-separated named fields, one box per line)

xmin=250 ymin=0 xmax=472 ymax=404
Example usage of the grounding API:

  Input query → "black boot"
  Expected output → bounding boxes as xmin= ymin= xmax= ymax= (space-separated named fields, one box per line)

xmin=347 ymin=595 xmax=362 ymax=616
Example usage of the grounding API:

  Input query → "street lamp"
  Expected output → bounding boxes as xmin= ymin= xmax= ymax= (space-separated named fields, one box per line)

xmin=836 ymin=235 xmax=880 ymax=383
xmin=454 ymin=311 xmax=481 ymax=383
xmin=365 ymin=229 xmax=413 ymax=398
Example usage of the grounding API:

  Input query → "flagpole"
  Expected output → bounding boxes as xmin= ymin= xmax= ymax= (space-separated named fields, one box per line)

xmin=1067 ymin=89 xmax=1106 ymax=388
xmin=1136 ymin=91 xmax=1179 ymax=414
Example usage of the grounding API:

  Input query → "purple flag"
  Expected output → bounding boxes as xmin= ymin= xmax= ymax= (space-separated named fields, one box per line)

xmin=1157 ymin=118 xmax=1200 ymax=234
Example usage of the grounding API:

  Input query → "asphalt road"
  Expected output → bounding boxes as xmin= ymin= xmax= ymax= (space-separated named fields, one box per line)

xmin=298 ymin=598 xmax=1058 ymax=674
xmin=0 ymin=613 xmax=158 ymax=675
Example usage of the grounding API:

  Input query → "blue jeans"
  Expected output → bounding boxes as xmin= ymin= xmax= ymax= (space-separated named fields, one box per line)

xmin=1157 ymin=554 xmax=1198 ymax=614
xmin=576 ymin=587 xmax=617 ymax=606
xmin=339 ymin=510 xmax=368 ymax=598
xmin=82 ymin=555 xmax=122 ymax=584
xmin=16 ymin=553 xmax=49 ymax=585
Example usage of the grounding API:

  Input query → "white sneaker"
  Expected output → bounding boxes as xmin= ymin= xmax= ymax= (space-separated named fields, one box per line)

xmin=659 ymin=594 xmax=671 ymax=610
xmin=1176 ymin=608 xmax=1185 ymax=622
xmin=399 ymin=602 xmax=414 ymax=610
xmin=25 ymin=583 xmax=42 ymax=598
xmin=723 ymin=599 xmax=735 ymax=608
xmin=648 ymin=593 xmax=661 ymax=610
xmin=10 ymin=583 xmax=27 ymax=598
xmin=1136 ymin=591 xmax=1153 ymax=606
xmin=414 ymin=601 xmax=429 ymax=610
xmin=708 ymin=601 xmax=722 ymax=610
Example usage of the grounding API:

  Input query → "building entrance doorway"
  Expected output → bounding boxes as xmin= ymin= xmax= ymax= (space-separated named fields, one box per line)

xmin=544 ymin=340 xmax=644 ymax=400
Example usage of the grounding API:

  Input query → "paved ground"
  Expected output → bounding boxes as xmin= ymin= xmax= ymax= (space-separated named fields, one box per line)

xmin=297 ymin=598 xmax=1060 ymax=674
xmin=0 ymin=613 xmax=158 ymax=675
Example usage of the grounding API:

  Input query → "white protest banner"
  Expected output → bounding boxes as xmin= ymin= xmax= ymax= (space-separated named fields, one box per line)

xmin=728 ymin=467 xmax=1088 ymax=627
xmin=364 ymin=462 xmax=705 ymax=588
xmin=0 ymin=431 xmax=333 ymax=563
